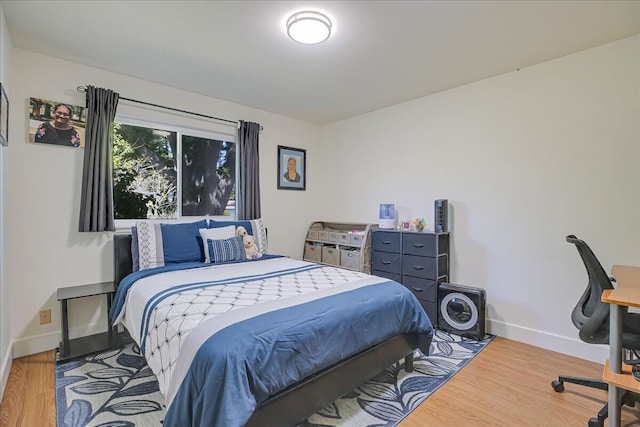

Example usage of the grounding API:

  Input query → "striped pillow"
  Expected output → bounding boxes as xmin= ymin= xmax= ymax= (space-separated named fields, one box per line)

xmin=208 ymin=218 xmax=267 ymax=254
xmin=199 ymin=225 xmax=236 ymax=263
xmin=207 ymin=236 xmax=246 ymax=263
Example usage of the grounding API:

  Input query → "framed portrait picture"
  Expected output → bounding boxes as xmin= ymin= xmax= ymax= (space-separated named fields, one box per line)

xmin=277 ymin=145 xmax=306 ymax=191
xmin=0 ymin=83 xmax=8 ymax=147
xmin=28 ymin=97 xmax=87 ymax=148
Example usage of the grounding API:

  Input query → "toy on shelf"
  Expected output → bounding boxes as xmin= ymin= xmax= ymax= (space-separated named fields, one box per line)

xmin=413 ymin=218 xmax=427 ymax=232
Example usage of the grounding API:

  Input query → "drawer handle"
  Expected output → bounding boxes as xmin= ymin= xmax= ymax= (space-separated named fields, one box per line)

xmin=381 ymin=261 xmax=392 ymax=265
xmin=412 ymin=265 xmax=425 ymax=270
xmin=381 ymin=240 xmax=391 ymax=245
xmin=412 ymin=287 xmax=424 ymax=293
xmin=412 ymin=243 xmax=425 ymax=248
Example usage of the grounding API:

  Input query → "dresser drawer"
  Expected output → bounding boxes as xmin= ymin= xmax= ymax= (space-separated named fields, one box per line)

xmin=372 ymin=231 xmax=401 ymax=253
xmin=402 ymin=254 xmax=436 ymax=279
xmin=402 ymin=233 xmax=437 ymax=257
xmin=371 ymin=270 xmax=401 ymax=283
xmin=372 ymin=251 xmax=402 ymax=274
xmin=402 ymin=276 xmax=437 ymax=303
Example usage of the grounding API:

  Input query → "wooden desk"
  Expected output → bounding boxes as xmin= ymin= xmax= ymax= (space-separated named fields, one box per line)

xmin=601 ymin=265 xmax=640 ymax=426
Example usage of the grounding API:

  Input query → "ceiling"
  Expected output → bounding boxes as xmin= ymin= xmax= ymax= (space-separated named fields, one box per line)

xmin=3 ymin=1 xmax=639 ymax=124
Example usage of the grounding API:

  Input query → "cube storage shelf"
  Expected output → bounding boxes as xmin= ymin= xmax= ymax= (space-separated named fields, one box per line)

xmin=303 ymin=221 xmax=377 ymax=273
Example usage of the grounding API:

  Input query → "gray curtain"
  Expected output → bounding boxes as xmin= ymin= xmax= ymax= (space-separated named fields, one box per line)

xmin=78 ymin=86 xmax=119 ymax=232
xmin=237 ymin=120 xmax=261 ymax=220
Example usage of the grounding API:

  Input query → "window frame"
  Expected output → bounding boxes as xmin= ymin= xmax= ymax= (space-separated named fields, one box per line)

xmin=113 ymin=115 xmax=238 ymax=230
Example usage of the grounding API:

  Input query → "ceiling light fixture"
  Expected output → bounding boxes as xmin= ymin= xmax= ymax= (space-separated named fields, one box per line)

xmin=286 ymin=11 xmax=332 ymax=44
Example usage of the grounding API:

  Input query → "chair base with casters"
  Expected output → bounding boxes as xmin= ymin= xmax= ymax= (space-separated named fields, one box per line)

xmin=551 ymin=376 xmax=639 ymax=427
xmin=551 ymin=376 xmax=609 ymax=393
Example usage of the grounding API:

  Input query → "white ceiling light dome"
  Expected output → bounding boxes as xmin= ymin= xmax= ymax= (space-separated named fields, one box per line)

xmin=286 ymin=11 xmax=332 ymax=44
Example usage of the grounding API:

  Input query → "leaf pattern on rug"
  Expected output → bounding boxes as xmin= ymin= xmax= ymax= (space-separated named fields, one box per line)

xmin=94 ymin=422 xmax=136 ymax=427
xmin=358 ymin=398 xmax=406 ymax=421
xmin=317 ymin=402 xmax=342 ymax=419
xmin=104 ymin=400 xmax=163 ymax=416
xmin=56 ymin=344 xmax=165 ymax=427
xmin=57 ymin=331 xmax=493 ymax=427
xmin=56 ymin=375 xmax=89 ymax=389
xmin=63 ymin=399 xmax=92 ymax=427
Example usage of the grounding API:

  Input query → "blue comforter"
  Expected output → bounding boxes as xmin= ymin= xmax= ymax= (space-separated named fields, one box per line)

xmin=111 ymin=257 xmax=433 ymax=427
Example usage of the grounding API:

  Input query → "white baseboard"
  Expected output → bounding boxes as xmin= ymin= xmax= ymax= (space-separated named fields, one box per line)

xmin=487 ymin=318 xmax=608 ymax=364
xmin=0 ymin=342 xmax=12 ymax=404
xmin=11 ymin=323 xmax=108 ymax=359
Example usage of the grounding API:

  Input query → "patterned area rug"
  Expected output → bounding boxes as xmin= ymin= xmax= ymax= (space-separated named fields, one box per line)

xmin=55 ymin=330 xmax=494 ymax=427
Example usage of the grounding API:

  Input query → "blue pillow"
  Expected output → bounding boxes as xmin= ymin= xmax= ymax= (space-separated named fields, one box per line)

xmin=135 ymin=219 xmax=207 ymax=270
xmin=209 ymin=218 xmax=267 ymax=254
xmin=207 ymin=236 xmax=246 ymax=263
xmin=160 ymin=220 xmax=207 ymax=264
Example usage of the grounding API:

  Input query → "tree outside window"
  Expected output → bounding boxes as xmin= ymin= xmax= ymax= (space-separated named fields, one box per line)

xmin=112 ymin=122 xmax=236 ymax=220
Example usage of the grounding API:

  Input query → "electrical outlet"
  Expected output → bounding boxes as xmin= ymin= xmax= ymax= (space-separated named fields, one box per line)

xmin=39 ymin=309 xmax=51 ymax=325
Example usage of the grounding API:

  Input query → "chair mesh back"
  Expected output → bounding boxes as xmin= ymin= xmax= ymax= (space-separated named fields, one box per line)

xmin=567 ymin=235 xmax=614 ymax=330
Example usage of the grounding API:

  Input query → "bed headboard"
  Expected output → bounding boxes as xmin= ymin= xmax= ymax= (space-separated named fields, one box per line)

xmin=114 ymin=234 xmax=133 ymax=288
xmin=113 ymin=227 xmax=268 ymax=288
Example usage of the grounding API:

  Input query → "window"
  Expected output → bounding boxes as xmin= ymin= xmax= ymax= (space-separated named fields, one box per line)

xmin=112 ymin=119 xmax=236 ymax=221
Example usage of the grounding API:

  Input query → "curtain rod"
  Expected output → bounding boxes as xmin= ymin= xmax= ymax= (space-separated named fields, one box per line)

xmin=76 ymin=86 xmax=262 ymax=130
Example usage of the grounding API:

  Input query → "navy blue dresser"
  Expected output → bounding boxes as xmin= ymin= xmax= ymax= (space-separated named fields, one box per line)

xmin=371 ymin=230 xmax=449 ymax=323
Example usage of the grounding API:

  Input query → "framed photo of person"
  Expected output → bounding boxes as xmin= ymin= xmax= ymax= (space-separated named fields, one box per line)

xmin=28 ymin=97 xmax=87 ymax=148
xmin=0 ymin=83 xmax=8 ymax=146
xmin=277 ymin=145 xmax=306 ymax=191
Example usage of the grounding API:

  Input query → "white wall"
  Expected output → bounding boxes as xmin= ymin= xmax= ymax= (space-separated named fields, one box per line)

xmin=0 ymin=3 xmax=12 ymax=402
xmin=6 ymin=49 xmax=322 ymax=357
xmin=3 ymin=30 xmax=638 ymax=369
xmin=319 ymin=36 xmax=640 ymax=363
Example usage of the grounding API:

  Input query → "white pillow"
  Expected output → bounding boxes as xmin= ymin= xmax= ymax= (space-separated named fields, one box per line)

xmin=199 ymin=226 xmax=236 ymax=263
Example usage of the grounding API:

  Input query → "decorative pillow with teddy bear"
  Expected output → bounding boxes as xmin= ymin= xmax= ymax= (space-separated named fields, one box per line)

xmin=202 ymin=219 xmax=267 ymax=262
xmin=208 ymin=219 xmax=267 ymax=253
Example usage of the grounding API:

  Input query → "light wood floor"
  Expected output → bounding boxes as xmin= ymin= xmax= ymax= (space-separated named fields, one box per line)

xmin=0 ymin=337 xmax=638 ymax=426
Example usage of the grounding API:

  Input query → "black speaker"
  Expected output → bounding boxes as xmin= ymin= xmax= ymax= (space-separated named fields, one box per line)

xmin=438 ymin=282 xmax=486 ymax=340
xmin=434 ymin=199 xmax=448 ymax=233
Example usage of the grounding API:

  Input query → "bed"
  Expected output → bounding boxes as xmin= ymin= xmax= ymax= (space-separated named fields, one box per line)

xmin=111 ymin=229 xmax=433 ymax=427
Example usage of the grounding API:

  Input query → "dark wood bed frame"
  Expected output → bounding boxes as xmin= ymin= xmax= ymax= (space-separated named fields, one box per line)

xmin=113 ymin=234 xmax=429 ymax=427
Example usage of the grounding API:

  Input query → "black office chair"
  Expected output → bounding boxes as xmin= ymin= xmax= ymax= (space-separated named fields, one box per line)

xmin=551 ymin=235 xmax=640 ymax=427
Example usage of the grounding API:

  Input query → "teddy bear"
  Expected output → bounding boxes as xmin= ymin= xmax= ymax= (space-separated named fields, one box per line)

xmin=236 ymin=226 xmax=249 ymax=237
xmin=243 ymin=235 xmax=262 ymax=260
